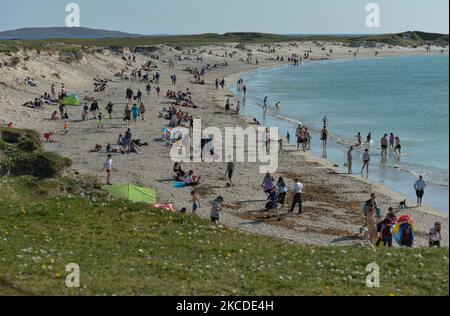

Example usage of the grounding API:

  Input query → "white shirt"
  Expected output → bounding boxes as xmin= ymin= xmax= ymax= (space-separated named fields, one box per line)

xmin=293 ymin=182 xmax=304 ymax=193
xmin=104 ymin=159 xmax=112 ymax=171
xmin=429 ymin=228 xmax=442 ymax=242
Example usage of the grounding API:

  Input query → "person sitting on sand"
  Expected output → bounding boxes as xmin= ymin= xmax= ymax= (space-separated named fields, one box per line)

xmin=173 ymin=162 xmax=186 ymax=181
xmin=51 ymin=111 xmax=59 ymax=120
xmin=183 ymin=170 xmax=201 ymax=186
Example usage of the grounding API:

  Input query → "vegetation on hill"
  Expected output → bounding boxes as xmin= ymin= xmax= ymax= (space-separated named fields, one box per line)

xmin=0 ymin=129 xmax=448 ymax=296
xmin=0 ymin=31 xmax=447 ymax=54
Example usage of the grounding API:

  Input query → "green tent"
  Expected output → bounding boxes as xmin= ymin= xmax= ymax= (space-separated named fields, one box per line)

xmin=106 ymin=184 xmax=157 ymax=204
xmin=63 ymin=94 xmax=81 ymax=106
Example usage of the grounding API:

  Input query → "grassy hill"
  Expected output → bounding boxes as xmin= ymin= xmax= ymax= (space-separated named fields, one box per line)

xmin=0 ymin=129 xmax=448 ymax=296
xmin=0 ymin=31 xmax=447 ymax=54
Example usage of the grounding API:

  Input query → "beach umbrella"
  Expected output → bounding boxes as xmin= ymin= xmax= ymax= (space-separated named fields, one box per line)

xmin=106 ymin=184 xmax=157 ymax=204
xmin=63 ymin=94 xmax=81 ymax=106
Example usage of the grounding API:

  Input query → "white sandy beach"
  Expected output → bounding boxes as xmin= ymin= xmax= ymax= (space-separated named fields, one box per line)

xmin=0 ymin=41 xmax=448 ymax=247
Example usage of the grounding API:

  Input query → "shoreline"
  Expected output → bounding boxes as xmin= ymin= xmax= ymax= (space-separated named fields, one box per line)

xmin=221 ymin=54 xmax=448 ymax=216
xmin=1 ymin=42 xmax=448 ymax=247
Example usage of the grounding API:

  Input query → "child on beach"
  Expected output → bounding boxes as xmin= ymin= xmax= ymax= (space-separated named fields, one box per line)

xmin=63 ymin=119 xmax=69 ymax=135
xmin=191 ymin=191 xmax=201 ymax=216
xmin=98 ymin=112 xmax=104 ymax=129
xmin=103 ymin=154 xmax=113 ymax=186
xmin=429 ymin=222 xmax=442 ymax=248
xmin=210 ymin=196 xmax=224 ymax=225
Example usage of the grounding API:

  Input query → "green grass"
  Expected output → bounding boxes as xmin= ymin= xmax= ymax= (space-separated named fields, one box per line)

xmin=0 ymin=175 xmax=448 ymax=296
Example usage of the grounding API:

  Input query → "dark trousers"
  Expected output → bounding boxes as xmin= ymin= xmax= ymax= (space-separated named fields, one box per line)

xmin=290 ymin=193 xmax=303 ymax=213
xmin=429 ymin=240 xmax=441 ymax=248
xmin=278 ymin=192 xmax=286 ymax=205
xmin=376 ymin=236 xmax=393 ymax=247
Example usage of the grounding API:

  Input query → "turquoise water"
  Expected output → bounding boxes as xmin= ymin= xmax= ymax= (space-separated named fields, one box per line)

xmin=234 ymin=55 xmax=449 ymax=212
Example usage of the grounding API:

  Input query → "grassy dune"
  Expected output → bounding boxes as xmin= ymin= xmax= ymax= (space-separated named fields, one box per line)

xmin=0 ymin=174 xmax=448 ymax=296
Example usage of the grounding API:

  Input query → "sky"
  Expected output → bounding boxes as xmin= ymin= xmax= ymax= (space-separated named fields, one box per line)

xmin=0 ymin=0 xmax=448 ymax=35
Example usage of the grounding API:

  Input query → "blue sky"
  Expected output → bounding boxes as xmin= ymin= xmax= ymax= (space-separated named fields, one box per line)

xmin=0 ymin=0 xmax=448 ymax=34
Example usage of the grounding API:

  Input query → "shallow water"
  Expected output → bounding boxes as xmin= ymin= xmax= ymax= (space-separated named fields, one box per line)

xmin=233 ymin=55 xmax=449 ymax=213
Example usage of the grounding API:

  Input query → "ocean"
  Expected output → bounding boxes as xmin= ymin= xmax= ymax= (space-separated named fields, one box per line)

xmin=233 ymin=55 xmax=449 ymax=213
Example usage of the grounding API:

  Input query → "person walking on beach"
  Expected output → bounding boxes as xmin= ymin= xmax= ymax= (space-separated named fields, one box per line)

xmin=321 ymin=126 xmax=329 ymax=149
xmin=103 ymin=155 xmax=113 ymax=186
xmin=322 ymin=115 xmax=328 ymax=128
xmin=290 ymin=178 xmax=304 ymax=214
xmin=366 ymin=132 xmax=372 ymax=147
xmin=277 ymin=177 xmax=288 ymax=206
xmin=131 ymin=104 xmax=140 ymax=124
xmin=106 ymin=102 xmax=114 ymax=120
xmin=124 ymin=105 xmax=131 ymax=128
xmin=97 ymin=112 xmax=104 ymax=129
xmin=361 ymin=149 xmax=371 ymax=177
xmin=414 ymin=175 xmax=426 ymax=207
xmin=347 ymin=146 xmax=353 ymax=174
xmin=226 ymin=162 xmax=234 ymax=187
xmin=146 ymin=83 xmax=151 ymax=96
xmin=381 ymin=134 xmax=389 ymax=158
xmin=394 ymin=137 xmax=402 ymax=155
xmin=139 ymin=103 xmax=146 ymax=121
xmin=356 ymin=132 xmax=362 ymax=146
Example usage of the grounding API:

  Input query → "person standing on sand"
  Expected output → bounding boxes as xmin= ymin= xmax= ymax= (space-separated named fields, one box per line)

xmin=262 ymin=173 xmax=275 ymax=194
xmin=146 ymin=83 xmax=151 ymax=96
xmin=321 ymin=126 xmax=329 ymax=149
xmin=210 ymin=196 xmax=224 ymax=225
xmin=156 ymin=86 xmax=161 ymax=98
xmin=361 ymin=149 xmax=371 ymax=177
xmin=106 ymin=102 xmax=114 ymax=120
xmin=124 ymin=105 xmax=131 ymax=128
xmin=51 ymin=84 xmax=56 ymax=100
xmin=103 ymin=155 xmax=113 ymax=186
xmin=290 ymin=178 xmax=304 ymax=214
xmin=381 ymin=134 xmax=389 ymax=158
xmin=191 ymin=191 xmax=201 ymax=216
xmin=226 ymin=162 xmax=234 ymax=187
xmin=414 ymin=175 xmax=426 ymax=207
xmin=97 ymin=112 xmax=104 ymax=129
xmin=131 ymin=104 xmax=140 ymax=124
xmin=347 ymin=147 xmax=353 ymax=174
xmin=139 ymin=103 xmax=146 ymax=121
xmin=277 ymin=177 xmax=288 ymax=205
